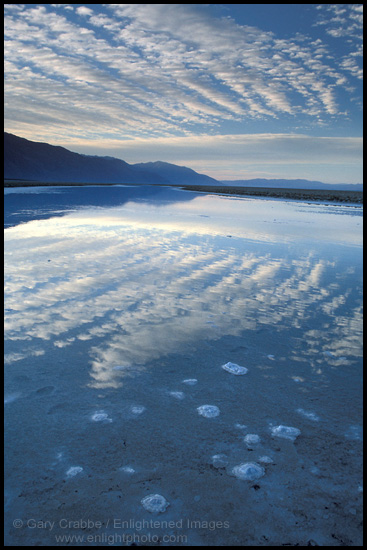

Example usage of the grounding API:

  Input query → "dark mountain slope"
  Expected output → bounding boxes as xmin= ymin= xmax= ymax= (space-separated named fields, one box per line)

xmin=4 ymin=132 xmax=167 ymax=184
xmin=133 ymin=160 xmax=219 ymax=186
xmin=4 ymin=133 xmax=219 ymax=186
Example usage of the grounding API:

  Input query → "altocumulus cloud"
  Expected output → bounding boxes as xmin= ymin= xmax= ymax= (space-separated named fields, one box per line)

xmin=3 ymin=3 xmax=363 ymax=181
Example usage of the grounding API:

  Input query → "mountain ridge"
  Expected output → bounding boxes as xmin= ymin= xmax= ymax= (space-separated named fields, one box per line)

xmin=4 ymin=132 xmax=362 ymax=190
xmin=132 ymin=160 xmax=218 ymax=186
xmin=4 ymin=133 xmax=218 ymax=186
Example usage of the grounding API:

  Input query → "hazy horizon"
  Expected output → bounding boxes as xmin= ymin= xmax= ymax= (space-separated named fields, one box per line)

xmin=4 ymin=4 xmax=363 ymax=183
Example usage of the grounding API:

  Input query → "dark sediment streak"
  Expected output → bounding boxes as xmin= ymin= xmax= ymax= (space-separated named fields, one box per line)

xmin=179 ymin=185 xmax=363 ymax=204
xmin=4 ymin=180 xmax=363 ymax=204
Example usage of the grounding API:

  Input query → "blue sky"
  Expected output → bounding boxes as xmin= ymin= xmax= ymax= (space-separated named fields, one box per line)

xmin=4 ymin=4 xmax=363 ymax=183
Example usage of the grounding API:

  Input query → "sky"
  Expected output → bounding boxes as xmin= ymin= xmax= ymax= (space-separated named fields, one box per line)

xmin=4 ymin=4 xmax=363 ymax=183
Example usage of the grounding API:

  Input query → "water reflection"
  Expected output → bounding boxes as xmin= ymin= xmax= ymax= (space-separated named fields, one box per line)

xmin=4 ymin=184 xmax=196 ymax=228
xmin=4 ymin=192 xmax=362 ymax=389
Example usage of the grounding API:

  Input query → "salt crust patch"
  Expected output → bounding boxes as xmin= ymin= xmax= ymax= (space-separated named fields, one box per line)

xmin=197 ymin=405 xmax=220 ymax=418
xmin=91 ymin=410 xmax=112 ymax=422
xmin=182 ymin=379 xmax=198 ymax=385
xmin=234 ymin=423 xmax=247 ymax=430
xmin=130 ymin=405 xmax=146 ymax=415
xmin=120 ymin=466 xmax=135 ymax=474
xmin=244 ymin=434 xmax=261 ymax=445
xmin=211 ymin=454 xmax=229 ymax=468
xmin=232 ymin=462 xmax=265 ymax=481
xmin=141 ymin=494 xmax=169 ymax=513
xmin=66 ymin=466 xmax=83 ymax=478
xmin=221 ymin=362 xmax=248 ymax=375
xmin=258 ymin=455 xmax=273 ymax=464
xmin=168 ymin=391 xmax=185 ymax=400
xmin=296 ymin=408 xmax=320 ymax=421
xmin=271 ymin=425 xmax=301 ymax=441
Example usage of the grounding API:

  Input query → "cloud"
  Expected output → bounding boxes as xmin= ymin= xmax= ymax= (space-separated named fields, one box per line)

xmin=315 ymin=4 xmax=363 ymax=37
xmin=75 ymin=6 xmax=94 ymax=17
xmin=3 ymin=5 xmax=363 ymax=181
xmin=314 ymin=5 xmax=363 ymax=81
xmin=4 ymin=3 xmax=363 ymax=142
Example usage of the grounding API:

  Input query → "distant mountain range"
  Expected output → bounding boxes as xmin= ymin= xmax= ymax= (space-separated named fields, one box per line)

xmin=4 ymin=132 xmax=362 ymax=190
xmin=4 ymin=132 xmax=218 ymax=186
xmin=220 ymin=179 xmax=363 ymax=191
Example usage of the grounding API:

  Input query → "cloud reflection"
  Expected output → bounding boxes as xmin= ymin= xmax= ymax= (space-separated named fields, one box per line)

xmin=4 ymin=196 xmax=363 ymax=388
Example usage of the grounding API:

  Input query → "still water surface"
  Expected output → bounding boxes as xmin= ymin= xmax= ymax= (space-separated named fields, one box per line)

xmin=4 ymin=186 xmax=363 ymax=546
xmin=4 ymin=185 xmax=362 ymax=387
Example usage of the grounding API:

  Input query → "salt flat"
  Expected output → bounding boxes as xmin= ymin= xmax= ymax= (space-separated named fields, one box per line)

xmin=4 ymin=186 xmax=363 ymax=546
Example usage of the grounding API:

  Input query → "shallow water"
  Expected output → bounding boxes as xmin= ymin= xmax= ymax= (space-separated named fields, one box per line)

xmin=4 ymin=186 xmax=363 ymax=546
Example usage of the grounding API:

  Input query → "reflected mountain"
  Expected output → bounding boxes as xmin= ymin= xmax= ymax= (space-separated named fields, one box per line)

xmin=4 ymin=184 xmax=198 ymax=228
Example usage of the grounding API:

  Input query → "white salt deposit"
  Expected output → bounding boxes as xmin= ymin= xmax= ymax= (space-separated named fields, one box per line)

xmin=120 ymin=466 xmax=135 ymax=474
xmin=130 ymin=405 xmax=146 ymax=415
xmin=168 ymin=391 xmax=185 ymax=400
xmin=234 ymin=423 xmax=247 ymax=430
xmin=91 ymin=410 xmax=111 ymax=422
xmin=141 ymin=494 xmax=169 ymax=513
xmin=221 ymin=362 xmax=248 ymax=375
xmin=258 ymin=455 xmax=273 ymax=464
xmin=182 ymin=379 xmax=198 ymax=385
xmin=232 ymin=462 xmax=265 ymax=481
xmin=211 ymin=454 xmax=229 ymax=468
xmin=66 ymin=466 xmax=83 ymax=478
xmin=197 ymin=405 xmax=220 ymax=418
xmin=296 ymin=408 xmax=320 ymax=421
xmin=271 ymin=425 xmax=301 ymax=441
xmin=244 ymin=434 xmax=261 ymax=445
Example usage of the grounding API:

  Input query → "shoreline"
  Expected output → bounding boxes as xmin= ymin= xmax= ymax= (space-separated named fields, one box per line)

xmin=4 ymin=180 xmax=363 ymax=204
xmin=179 ymin=184 xmax=363 ymax=204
